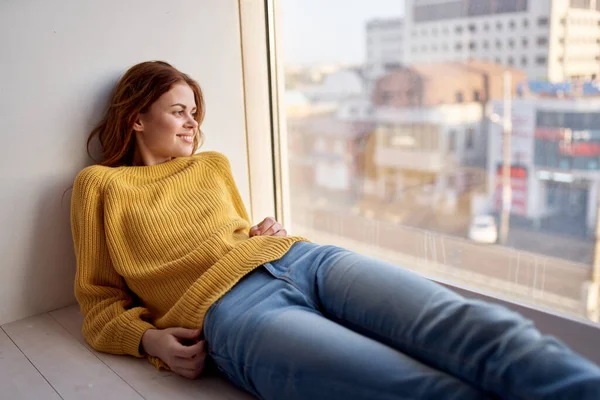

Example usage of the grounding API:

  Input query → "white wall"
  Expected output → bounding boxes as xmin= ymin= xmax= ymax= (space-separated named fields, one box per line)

xmin=0 ymin=0 xmax=248 ymax=325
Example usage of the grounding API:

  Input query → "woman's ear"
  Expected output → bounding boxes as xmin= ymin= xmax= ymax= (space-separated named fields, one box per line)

xmin=132 ymin=113 xmax=144 ymax=132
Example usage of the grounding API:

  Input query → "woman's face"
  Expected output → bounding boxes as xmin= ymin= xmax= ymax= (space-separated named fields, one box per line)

xmin=132 ymin=82 xmax=199 ymax=166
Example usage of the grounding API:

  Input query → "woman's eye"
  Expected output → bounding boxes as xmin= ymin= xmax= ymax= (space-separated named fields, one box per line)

xmin=175 ymin=110 xmax=184 ymax=115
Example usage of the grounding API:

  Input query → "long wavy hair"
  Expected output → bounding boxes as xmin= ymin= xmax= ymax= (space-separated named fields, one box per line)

xmin=87 ymin=61 xmax=205 ymax=167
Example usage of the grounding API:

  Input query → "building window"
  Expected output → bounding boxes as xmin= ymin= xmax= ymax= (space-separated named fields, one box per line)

xmin=495 ymin=57 xmax=501 ymax=64
xmin=456 ymin=26 xmax=463 ymax=34
xmin=496 ymin=21 xmax=503 ymax=30
xmin=496 ymin=40 xmax=502 ymax=49
xmin=483 ymin=23 xmax=490 ymax=31
xmin=538 ymin=17 xmax=549 ymax=26
xmin=455 ymin=91 xmax=463 ymax=103
xmin=469 ymin=41 xmax=476 ymax=50
xmin=448 ymin=130 xmax=457 ymax=153
xmin=468 ymin=24 xmax=476 ymax=33
xmin=432 ymin=27 xmax=438 ymax=36
xmin=509 ymin=20 xmax=516 ymax=30
xmin=523 ymin=18 xmax=529 ymax=28
xmin=536 ymin=56 xmax=548 ymax=65
xmin=466 ymin=128 xmax=475 ymax=150
xmin=381 ymin=91 xmax=393 ymax=104
xmin=455 ymin=42 xmax=463 ymax=51
xmin=483 ymin=40 xmax=489 ymax=49
xmin=473 ymin=90 xmax=481 ymax=102
xmin=508 ymin=39 xmax=515 ymax=48
xmin=521 ymin=56 xmax=528 ymax=66
xmin=407 ymin=89 xmax=417 ymax=105
xmin=537 ymin=37 xmax=548 ymax=46
xmin=522 ymin=38 xmax=528 ymax=47
xmin=508 ymin=56 xmax=514 ymax=66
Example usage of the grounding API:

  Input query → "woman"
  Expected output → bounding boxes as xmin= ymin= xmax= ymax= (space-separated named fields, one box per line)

xmin=71 ymin=60 xmax=600 ymax=400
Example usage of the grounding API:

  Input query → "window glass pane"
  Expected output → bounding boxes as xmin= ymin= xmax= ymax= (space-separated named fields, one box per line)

xmin=280 ymin=0 xmax=600 ymax=325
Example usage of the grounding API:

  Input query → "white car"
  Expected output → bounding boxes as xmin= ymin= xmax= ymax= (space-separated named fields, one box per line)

xmin=468 ymin=215 xmax=498 ymax=244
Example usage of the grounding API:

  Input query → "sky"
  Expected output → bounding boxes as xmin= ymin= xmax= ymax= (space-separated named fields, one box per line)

xmin=280 ymin=0 xmax=405 ymax=66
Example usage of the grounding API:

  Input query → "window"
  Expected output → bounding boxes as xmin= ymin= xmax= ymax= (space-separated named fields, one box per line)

xmin=381 ymin=91 xmax=393 ymax=104
xmin=455 ymin=91 xmax=463 ymax=103
xmin=277 ymin=0 xmax=600 ymax=328
xmin=466 ymin=128 xmax=475 ymax=149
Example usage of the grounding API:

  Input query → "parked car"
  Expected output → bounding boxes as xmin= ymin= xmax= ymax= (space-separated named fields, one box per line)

xmin=468 ymin=215 xmax=498 ymax=244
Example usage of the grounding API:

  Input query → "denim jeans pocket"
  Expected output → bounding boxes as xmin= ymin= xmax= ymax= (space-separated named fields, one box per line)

xmin=264 ymin=259 xmax=299 ymax=281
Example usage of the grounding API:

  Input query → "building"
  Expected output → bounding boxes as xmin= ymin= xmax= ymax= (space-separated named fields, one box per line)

xmin=358 ymin=60 xmax=526 ymax=214
xmin=365 ymin=18 xmax=404 ymax=87
xmin=487 ymin=97 xmax=600 ymax=237
xmin=404 ymin=0 xmax=600 ymax=82
xmin=297 ymin=68 xmax=366 ymax=103
xmin=286 ymin=113 xmax=375 ymax=206
xmin=371 ymin=60 xmax=526 ymax=168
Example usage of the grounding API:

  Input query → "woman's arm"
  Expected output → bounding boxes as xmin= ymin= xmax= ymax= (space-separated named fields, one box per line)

xmin=71 ymin=167 xmax=157 ymax=359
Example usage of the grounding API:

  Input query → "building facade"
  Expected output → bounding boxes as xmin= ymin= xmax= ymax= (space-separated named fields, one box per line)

xmin=365 ymin=18 xmax=404 ymax=85
xmin=404 ymin=0 xmax=600 ymax=82
xmin=488 ymin=97 xmax=600 ymax=236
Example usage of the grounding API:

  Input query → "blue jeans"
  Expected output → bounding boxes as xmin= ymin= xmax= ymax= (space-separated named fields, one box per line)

xmin=203 ymin=242 xmax=600 ymax=399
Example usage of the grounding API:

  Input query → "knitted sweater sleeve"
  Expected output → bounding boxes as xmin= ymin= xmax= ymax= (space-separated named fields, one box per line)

xmin=70 ymin=166 xmax=165 ymax=368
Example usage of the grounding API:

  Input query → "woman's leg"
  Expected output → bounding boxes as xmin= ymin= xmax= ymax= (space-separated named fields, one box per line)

xmin=203 ymin=266 xmax=488 ymax=400
xmin=265 ymin=242 xmax=600 ymax=400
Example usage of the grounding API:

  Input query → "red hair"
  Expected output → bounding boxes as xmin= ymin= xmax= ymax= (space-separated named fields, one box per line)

xmin=87 ymin=61 xmax=205 ymax=167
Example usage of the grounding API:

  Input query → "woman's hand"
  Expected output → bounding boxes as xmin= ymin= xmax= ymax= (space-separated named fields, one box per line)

xmin=250 ymin=217 xmax=287 ymax=237
xmin=141 ymin=328 xmax=207 ymax=379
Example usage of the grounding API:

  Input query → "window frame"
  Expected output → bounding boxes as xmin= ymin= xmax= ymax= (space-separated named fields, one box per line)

xmin=240 ymin=0 xmax=600 ymax=363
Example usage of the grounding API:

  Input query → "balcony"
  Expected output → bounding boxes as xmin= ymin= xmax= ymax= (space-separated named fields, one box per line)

xmin=374 ymin=146 xmax=457 ymax=172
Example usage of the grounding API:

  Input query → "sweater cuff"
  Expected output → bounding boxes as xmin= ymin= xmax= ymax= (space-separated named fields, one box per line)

xmin=120 ymin=319 xmax=156 ymax=358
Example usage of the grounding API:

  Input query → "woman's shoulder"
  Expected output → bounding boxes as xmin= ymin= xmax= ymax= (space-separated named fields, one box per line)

xmin=73 ymin=164 xmax=115 ymax=194
xmin=191 ymin=151 xmax=232 ymax=171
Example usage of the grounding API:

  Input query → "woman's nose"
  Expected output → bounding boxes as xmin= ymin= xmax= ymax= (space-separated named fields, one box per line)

xmin=185 ymin=115 xmax=199 ymax=128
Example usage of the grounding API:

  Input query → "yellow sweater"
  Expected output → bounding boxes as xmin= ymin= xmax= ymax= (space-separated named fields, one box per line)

xmin=71 ymin=151 xmax=307 ymax=369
